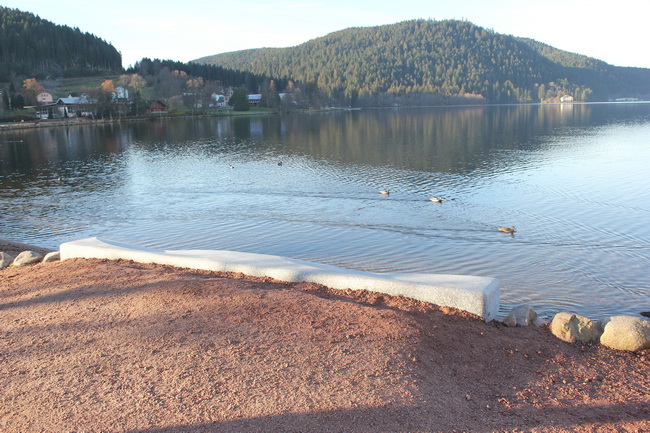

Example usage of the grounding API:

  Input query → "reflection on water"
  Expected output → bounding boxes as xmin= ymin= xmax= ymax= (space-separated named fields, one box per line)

xmin=1 ymin=103 xmax=649 ymax=319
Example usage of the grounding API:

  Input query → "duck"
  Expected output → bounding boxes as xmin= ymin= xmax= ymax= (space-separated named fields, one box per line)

xmin=229 ymin=164 xmax=235 ymax=169
xmin=429 ymin=197 xmax=444 ymax=203
xmin=498 ymin=226 xmax=516 ymax=234
xmin=379 ymin=190 xmax=390 ymax=195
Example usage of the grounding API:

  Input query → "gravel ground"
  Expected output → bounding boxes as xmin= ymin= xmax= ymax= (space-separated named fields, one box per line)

xmin=1 ymin=240 xmax=648 ymax=432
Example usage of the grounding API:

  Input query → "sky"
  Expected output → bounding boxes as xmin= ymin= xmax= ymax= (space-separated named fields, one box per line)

xmin=2 ymin=0 xmax=648 ymax=69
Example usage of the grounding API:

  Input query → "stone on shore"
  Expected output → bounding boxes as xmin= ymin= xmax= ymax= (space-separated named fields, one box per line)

xmin=550 ymin=312 xmax=600 ymax=343
xmin=504 ymin=304 xmax=538 ymax=327
xmin=1 ymin=252 xmax=15 ymax=269
xmin=12 ymin=250 xmax=43 ymax=267
xmin=599 ymin=316 xmax=650 ymax=352
xmin=43 ymin=251 xmax=61 ymax=263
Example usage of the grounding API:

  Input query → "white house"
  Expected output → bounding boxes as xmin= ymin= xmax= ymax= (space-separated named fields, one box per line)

xmin=211 ymin=93 xmax=228 ymax=107
xmin=36 ymin=92 xmax=53 ymax=105
xmin=113 ymin=86 xmax=129 ymax=101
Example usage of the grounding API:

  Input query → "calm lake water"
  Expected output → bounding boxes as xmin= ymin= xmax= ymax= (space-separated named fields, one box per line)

xmin=1 ymin=103 xmax=649 ymax=319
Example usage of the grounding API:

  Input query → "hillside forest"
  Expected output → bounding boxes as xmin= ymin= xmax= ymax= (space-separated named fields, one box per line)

xmin=197 ymin=19 xmax=650 ymax=105
xmin=0 ymin=7 xmax=122 ymax=81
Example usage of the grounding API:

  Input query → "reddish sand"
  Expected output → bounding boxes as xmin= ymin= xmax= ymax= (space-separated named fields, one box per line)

xmin=1 ymin=240 xmax=648 ymax=432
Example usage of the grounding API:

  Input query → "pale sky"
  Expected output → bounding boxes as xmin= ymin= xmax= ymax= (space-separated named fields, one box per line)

xmin=2 ymin=0 xmax=648 ymax=69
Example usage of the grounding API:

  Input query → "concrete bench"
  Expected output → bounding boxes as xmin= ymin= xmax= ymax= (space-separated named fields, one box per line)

xmin=60 ymin=237 xmax=500 ymax=321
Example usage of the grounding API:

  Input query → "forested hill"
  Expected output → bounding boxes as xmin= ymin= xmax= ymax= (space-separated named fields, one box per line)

xmin=195 ymin=19 xmax=650 ymax=104
xmin=0 ymin=7 xmax=122 ymax=81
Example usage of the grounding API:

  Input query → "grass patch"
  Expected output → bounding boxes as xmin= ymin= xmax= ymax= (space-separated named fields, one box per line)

xmin=42 ymin=76 xmax=121 ymax=98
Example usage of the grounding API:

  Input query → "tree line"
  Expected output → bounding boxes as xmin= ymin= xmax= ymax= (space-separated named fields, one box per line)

xmin=127 ymin=58 xmax=314 ymax=111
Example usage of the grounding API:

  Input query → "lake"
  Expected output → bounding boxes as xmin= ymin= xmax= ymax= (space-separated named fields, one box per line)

xmin=1 ymin=103 xmax=649 ymax=319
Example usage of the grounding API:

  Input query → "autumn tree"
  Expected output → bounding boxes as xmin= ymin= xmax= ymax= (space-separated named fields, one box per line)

xmin=117 ymin=73 xmax=147 ymax=115
xmin=22 ymin=78 xmax=46 ymax=106
xmin=117 ymin=74 xmax=130 ymax=93
xmin=95 ymin=79 xmax=116 ymax=118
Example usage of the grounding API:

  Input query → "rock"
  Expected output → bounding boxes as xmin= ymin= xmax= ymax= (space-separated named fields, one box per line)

xmin=599 ymin=316 xmax=650 ymax=352
xmin=533 ymin=316 xmax=550 ymax=327
xmin=43 ymin=251 xmax=61 ymax=263
xmin=504 ymin=304 xmax=538 ymax=327
xmin=11 ymin=250 xmax=43 ymax=267
xmin=550 ymin=312 xmax=600 ymax=343
xmin=1 ymin=252 xmax=15 ymax=269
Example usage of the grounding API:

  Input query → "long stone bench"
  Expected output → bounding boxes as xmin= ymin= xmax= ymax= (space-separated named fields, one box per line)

xmin=60 ymin=237 xmax=500 ymax=321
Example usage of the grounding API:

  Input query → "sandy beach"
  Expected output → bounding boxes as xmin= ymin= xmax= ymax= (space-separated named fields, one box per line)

xmin=1 ymin=239 xmax=648 ymax=432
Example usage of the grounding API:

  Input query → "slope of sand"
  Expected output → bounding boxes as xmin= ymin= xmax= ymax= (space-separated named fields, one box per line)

xmin=1 ymin=240 xmax=648 ymax=432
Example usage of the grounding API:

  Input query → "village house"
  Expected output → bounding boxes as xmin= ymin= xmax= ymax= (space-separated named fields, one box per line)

xmin=34 ymin=94 xmax=96 ymax=119
xmin=112 ymin=86 xmax=130 ymax=115
xmin=36 ymin=92 xmax=53 ymax=105
xmin=113 ymin=86 xmax=129 ymax=102
xmin=211 ymin=88 xmax=235 ymax=108
xmin=247 ymin=94 xmax=262 ymax=106
xmin=146 ymin=100 xmax=168 ymax=114
xmin=211 ymin=93 xmax=227 ymax=108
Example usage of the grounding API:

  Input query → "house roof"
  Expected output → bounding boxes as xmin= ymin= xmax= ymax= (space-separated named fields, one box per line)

xmin=56 ymin=94 xmax=95 ymax=105
xmin=58 ymin=97 xmax=79 ymax=104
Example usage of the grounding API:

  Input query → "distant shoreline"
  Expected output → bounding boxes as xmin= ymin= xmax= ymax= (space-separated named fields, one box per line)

xmin=0 ymin=109 xmax=274 ymax=132
xmin=4 ymin=101 xmax=650 ymax=132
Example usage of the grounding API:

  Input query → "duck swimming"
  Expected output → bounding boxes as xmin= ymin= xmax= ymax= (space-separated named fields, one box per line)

xmin=379 ymin=190 xmax=390 ymax=195
xmin=429 ymin=197 xmax=444 ymax=203
xmin=498 ymin=226 xmax=516 ymax=234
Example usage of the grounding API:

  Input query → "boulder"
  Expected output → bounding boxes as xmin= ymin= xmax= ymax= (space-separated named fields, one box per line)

xmin=12 ymin=250 xmax=43 ymax=267
xmin=504 ymin=304 xmax=538 ymax=327
xmin=43 ymin=251 xmax=61 ymax=263
xmin=550 ymin=312 xmax=600 ymax=343
xmin=599 ymin=316 xmax=650 ymax=352
xmin=1 ymin=252 xmax=15 ymax=269
xmin=533 ymin=316 xmax=550 ymax=327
